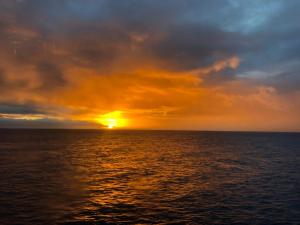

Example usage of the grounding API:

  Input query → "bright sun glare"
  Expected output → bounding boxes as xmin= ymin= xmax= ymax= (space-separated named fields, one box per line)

xmin=95 ymin=111 xmax=127 ymax=129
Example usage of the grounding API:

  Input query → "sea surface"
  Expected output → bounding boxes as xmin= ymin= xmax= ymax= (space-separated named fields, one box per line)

xmin=0 ymin=129 xmax=299 ymax=225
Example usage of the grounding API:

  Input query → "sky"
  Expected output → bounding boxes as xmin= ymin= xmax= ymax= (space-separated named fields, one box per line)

xmin=0 ymin=0 xmax=299 ymax=131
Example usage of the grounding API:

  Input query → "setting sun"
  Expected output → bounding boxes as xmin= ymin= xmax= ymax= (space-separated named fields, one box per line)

xmin=95 ymin=111 xmax=128 ymax=129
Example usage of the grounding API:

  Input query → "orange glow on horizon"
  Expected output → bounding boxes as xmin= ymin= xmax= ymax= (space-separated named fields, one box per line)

xmin=95 ymin=111 xmax=128 ymax=129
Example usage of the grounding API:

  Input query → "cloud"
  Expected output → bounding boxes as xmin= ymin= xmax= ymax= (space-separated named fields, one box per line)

xmin=0 ymin=117 xmax=102 ymax=129
xmin=35 ymin=62 xmax=66 ymax=91
xmin=0 ymin=0 xmax=299 ymax=131
xmin=0 ymin=103 xmax=42 ymax=114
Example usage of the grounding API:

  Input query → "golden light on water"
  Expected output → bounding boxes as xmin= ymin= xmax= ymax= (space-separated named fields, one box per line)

xmin=95 ymin=111 xmax=128 ymax=129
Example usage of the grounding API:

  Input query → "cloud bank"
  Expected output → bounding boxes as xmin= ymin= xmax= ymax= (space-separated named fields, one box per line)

xmin=0 ymin=0 xmax=299 ymax=131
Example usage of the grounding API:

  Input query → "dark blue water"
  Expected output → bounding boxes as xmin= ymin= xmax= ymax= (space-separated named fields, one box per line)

xmin=0 ymin=129 xmax=299 ymax=225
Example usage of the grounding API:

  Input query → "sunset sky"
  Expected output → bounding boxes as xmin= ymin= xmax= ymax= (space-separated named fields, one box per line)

xmin=0 ymin=0 xmax=299 ymax=131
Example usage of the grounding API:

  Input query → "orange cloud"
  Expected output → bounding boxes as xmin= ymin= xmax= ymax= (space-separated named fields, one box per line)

xmin=1 ymin=55 xmax=294 ymax=131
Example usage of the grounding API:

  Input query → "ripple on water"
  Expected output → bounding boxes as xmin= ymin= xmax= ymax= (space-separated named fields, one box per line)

xmin=0 ymin=130 xmax=299 ymax=225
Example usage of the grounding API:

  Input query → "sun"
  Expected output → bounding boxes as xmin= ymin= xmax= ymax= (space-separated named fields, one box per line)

xmin=95 ymin=111 xmax=127 ymax=129
xmin=106 ymin=118 xmax=117 ymax=129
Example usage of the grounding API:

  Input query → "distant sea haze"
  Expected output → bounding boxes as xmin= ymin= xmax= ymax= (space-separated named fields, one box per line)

xmin=0 ymin=129 xmax=299 ymax=224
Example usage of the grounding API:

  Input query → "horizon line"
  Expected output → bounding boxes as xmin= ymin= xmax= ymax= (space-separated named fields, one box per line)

xmin=0 ymin=127 xmax=299 ymax=134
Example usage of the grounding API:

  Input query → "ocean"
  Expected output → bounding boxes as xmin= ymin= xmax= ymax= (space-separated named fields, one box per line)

xmin=0 ymin=129 xmax=299 ymax=225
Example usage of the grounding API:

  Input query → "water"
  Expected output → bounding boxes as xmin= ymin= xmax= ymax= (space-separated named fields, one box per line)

xmin=0 ymin=129 xmax=299 ymax=225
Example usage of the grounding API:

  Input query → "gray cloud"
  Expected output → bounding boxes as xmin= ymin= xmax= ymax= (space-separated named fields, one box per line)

xmin=0 ymin=118 xmax=103 ymax=129
xmin=147 ymin=24 xmax=247 ymax=71
xmin=2 ymin=0 xmax=298 ymax=75
xmin=264 ymin=71 xmax=300 ymax=93
xmin=0 ymin=103 xmax=42 ymax=114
